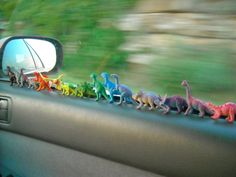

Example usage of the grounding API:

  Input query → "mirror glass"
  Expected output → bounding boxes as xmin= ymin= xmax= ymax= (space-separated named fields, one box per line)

xmin=2 ymin=38 xmax=57 ymax=75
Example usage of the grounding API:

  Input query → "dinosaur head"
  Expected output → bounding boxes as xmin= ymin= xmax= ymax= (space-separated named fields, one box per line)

xmin=20 ymin=68 xmax=26 ymax=73
xmin=34 ymin=72 xmax=39 ymax=77
xmin=111 ymin=74 xmax=119 ymax=79
xmin=6 ymin=66 xmax=11 ymax=73
xmin=206 ymin=102 xmax=217 ymax=109
xmin=90 ymin=73 xmax=97 ymax=80
xmin=132 ymin=90 xmax=144 ymax=101
xmin=101 ymin=72 xmax=109 ymax=80
xmin=181 ymin=80 xmax=188 ymax=87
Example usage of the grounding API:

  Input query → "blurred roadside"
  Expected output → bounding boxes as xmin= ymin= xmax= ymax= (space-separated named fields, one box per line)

xmin=1 ymin=0 xmax=236 ymax=104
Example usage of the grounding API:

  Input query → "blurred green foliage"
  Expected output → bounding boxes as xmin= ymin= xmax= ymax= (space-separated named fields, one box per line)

xmin=0 ymin=0 xmax=18 ymax=20
xmin=2 ymin=0 xmax=136 ymax=81
xmin=1 ymin=0 xmax=236 ymax=103
xmin=147 ymin=43 xmax=236 ymax=103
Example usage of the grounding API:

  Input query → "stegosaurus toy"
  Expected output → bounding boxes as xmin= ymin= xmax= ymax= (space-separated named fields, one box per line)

xmin=77 ymin=81 xmax=96 ymax=98
xmin=207 ymin=102 xmax=236 ymax=123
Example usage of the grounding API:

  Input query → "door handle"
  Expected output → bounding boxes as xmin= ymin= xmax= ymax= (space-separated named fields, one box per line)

xmin=0 ymin=99 xmax=8 ymax=109
xmin=0 ymin=97 xmax=10 ymax=123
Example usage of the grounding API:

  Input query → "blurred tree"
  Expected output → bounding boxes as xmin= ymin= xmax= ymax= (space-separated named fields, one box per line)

xmin=4 ymin=0 xmax=136 ymax=80
xmin=0 ymin=0 xmax=19 ymax=20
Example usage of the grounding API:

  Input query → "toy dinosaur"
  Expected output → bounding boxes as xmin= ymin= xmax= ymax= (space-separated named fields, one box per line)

xmin=90 ymin=73 xmax=109 ymax=101
xmin=33 ymin=72 xmax=51 ymax=92
xmin=133 ymin=90 xmax=169 ymax=113
xmin=111 ymin=74 xmax=134 ymax=105
xmin=39 ymin=73 xmax=63 ymax=91
xmin=206 ymin=102 xmax=236 ymax=123
xmin=61 ymin=82 xmax=77 ymax=96
xmin=111 ymin=74 xmax=135 ymax=105
xmin=6 ymin=66 xmax=17 ymax=86
xmin=77 ymin=81 xmax=96 ymax=98
xmin=10 ymin=67 xmax=22 ymax=86
xmin=181 ymin=80 xmax=213 ymax=118
xmin=19 ymin=68 xmax=34 ymax=88
xmin=159 ymin=95 xmax=188 ymax=114
xmin=101 ymin=72 xmax=120 ymax=103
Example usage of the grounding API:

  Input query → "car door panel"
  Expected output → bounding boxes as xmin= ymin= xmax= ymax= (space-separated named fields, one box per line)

xmin=0 ymin=81 xmax=236 ymax=177
xmin=0 ymin=130 xmax=161 ymax=177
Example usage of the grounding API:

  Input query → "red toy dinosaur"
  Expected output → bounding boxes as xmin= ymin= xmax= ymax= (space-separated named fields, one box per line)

xmin=207 ymin=102 xmax=236 ymax=123
xmin=181 ymin=80 xmax=213 ymax=118
xmin=33 ymin=72 xmax=51 ymax=92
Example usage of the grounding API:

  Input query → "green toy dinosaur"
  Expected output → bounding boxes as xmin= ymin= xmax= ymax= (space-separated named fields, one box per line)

xmin=90 ymin=73 xmax=109 ymax=101
xmin=77 ymin=81 xmax=96 ymax=98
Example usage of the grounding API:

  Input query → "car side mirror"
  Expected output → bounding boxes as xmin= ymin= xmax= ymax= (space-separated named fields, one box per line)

xmin=0 ymin=36 xmax=63 ymax=78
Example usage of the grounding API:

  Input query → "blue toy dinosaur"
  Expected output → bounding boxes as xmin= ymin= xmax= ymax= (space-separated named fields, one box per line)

xmin=101 ymin=72 xmax=120 ymax=103
xmin=111 ymin=74 xmax=134 ymax=105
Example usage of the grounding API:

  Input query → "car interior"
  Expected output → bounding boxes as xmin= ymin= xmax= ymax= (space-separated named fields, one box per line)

xmin=1 ymin=1 xmax=236 ymax=177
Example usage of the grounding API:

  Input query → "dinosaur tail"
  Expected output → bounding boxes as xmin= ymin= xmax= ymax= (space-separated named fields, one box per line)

xmin=205 ymin=105 xmax=214 ymax=116
xmin=56 ymin=74 xmax=64 ymax=80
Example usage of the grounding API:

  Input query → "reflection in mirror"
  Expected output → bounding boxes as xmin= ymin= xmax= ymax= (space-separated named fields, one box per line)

xmin=2 ymin=38 xmax=56 ymax=75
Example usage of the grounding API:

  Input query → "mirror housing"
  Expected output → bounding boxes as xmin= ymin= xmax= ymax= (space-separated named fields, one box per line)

xmin=0 ymin=36 xmax=63 ymax=78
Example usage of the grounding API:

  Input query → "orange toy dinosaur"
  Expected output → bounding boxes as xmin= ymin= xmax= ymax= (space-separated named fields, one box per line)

xmin=33 ymin=72 xmax=51 ymax=92
xmin=207 ymin=102 xmax=236 ymax=123
xmin=39 ymin=73 xmax=64 ymax=91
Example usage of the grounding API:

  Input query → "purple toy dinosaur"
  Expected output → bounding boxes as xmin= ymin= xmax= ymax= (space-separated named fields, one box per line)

xmin=159 ymin=95 xmax=188 ymax=114
xmin=181 ymin=80 xmax=213 ymax=118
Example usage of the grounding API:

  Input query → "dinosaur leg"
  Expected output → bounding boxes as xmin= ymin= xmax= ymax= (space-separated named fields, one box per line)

xmin=14 ymin=74 xmax=20 ymax=86
xmin=77 ymin=89 xmax=82 ymax=97
xmin=199 ymin=106 xmax=206 ymax=118
xmin=102 ymin=91 xmax=109 ymax=101
xmin=184 ymin=106 xmax=192 ymax=116
xmin=20 ymin=78 xmax=23 ymax=87
xmin=211 ymin=111 xmax=221 ymax=120
xmin=148 ymin=100 xmax=155 ymax=111
xmin=226 ymin=108 xmax=234 ymax=123
xmin=95 ymin=92 xmax=99 ymax=101
xmin=65 ymin=89 xmax=69 ymax=96
xmin=176 ymin=101 xmax=182 ymax=114
xmin=36 ymin=83 xmax=43 ymax=91
xmin=27 ymin=80 xmax=31 ymax=88
xmin=136 ymin=99 xmax=143 ymax=110
xmin=46 ymin=82 xmax=52 ymax=92
xmin=117 ymin=93 xmax=125 ymax=105
xmin=162 ymin=105 xmax=170 ymax=114
xmin=108 ymin=90 xmax=114 ymax=103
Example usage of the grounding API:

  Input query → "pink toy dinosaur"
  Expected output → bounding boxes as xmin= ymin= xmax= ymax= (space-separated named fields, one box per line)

xmin=181 ymin=80 xmax=213 ymax=118
xmin=207 ymin=102 xmax=236 ymax=123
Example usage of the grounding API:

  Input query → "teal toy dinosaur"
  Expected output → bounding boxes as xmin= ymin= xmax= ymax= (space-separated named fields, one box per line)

xmin=90 ymin=73 xmax=109 ymax=101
